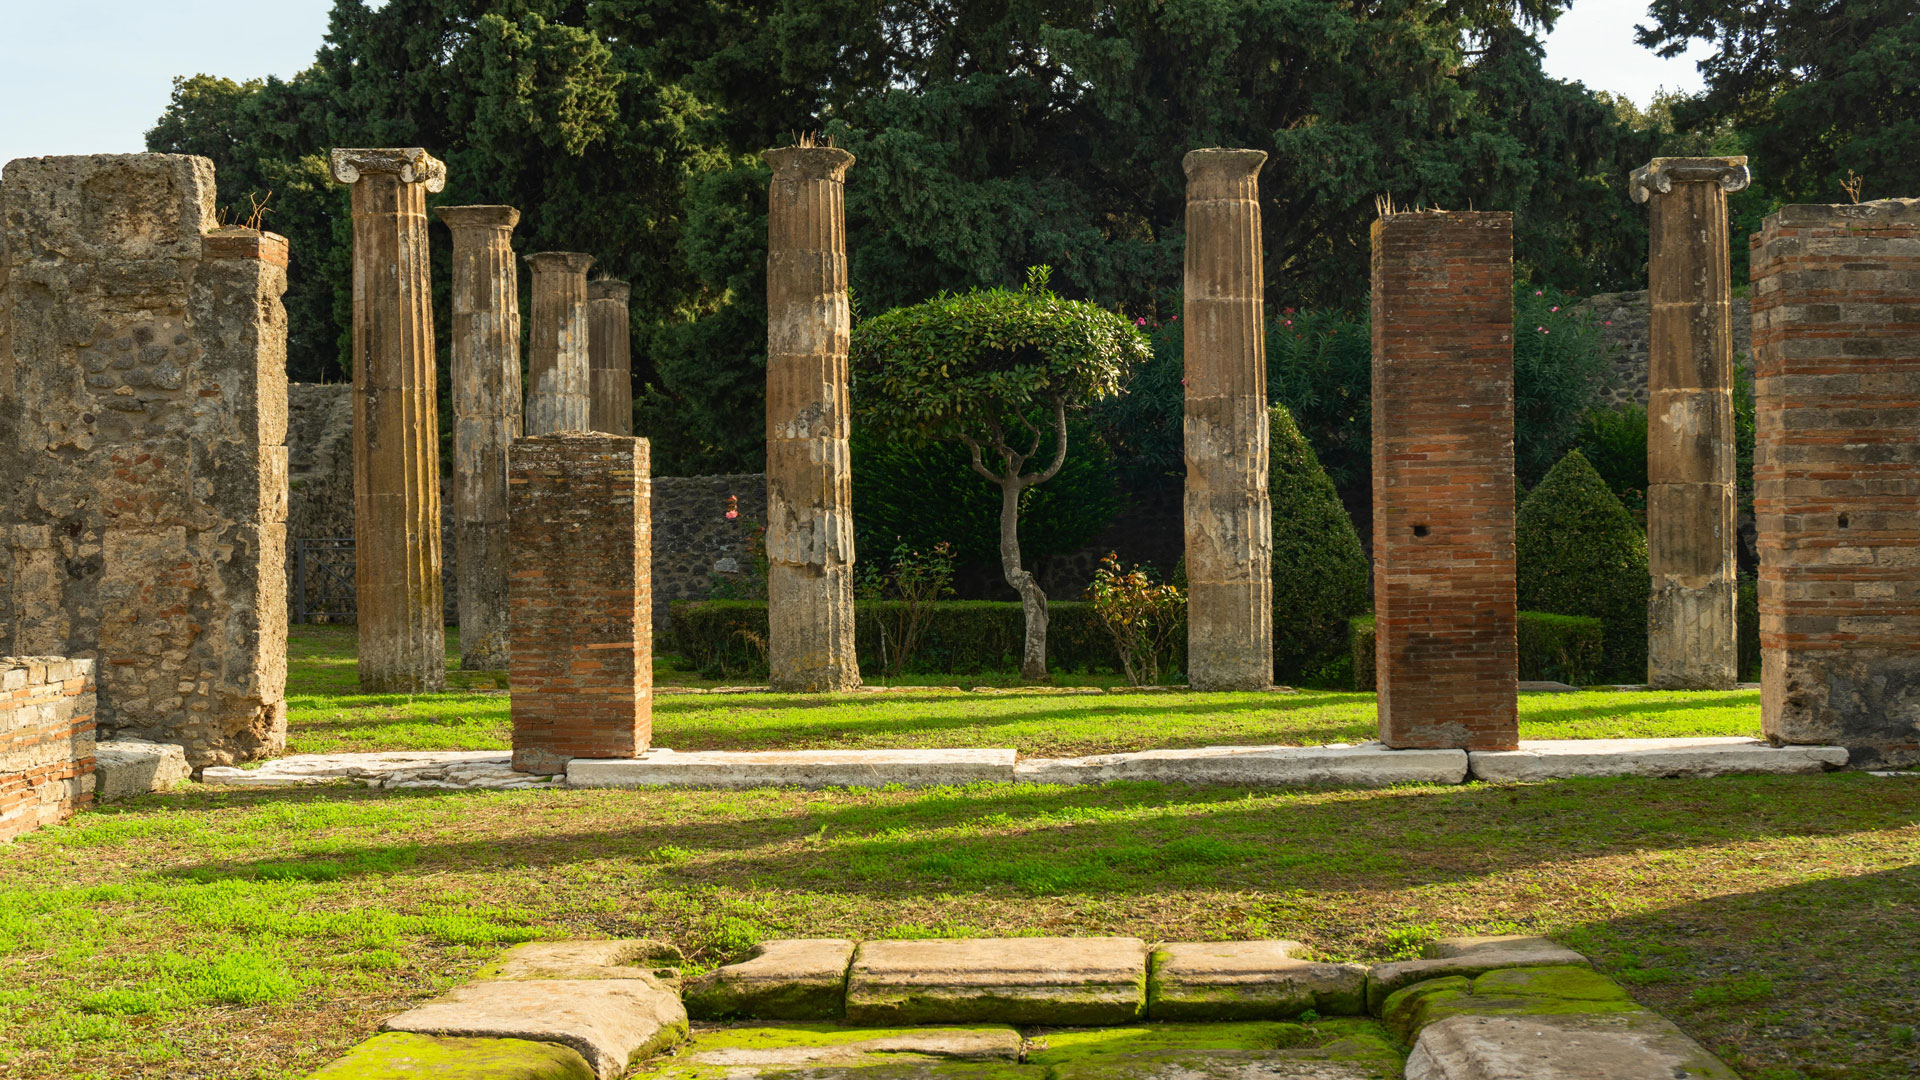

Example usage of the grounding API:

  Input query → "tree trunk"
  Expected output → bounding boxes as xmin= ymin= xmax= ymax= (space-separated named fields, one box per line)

xmin=999 ymin=476 xmax=1049 ymax=681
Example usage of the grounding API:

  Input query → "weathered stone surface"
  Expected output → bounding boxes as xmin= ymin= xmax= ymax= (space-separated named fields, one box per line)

xmin=1050 ymin=1050 xmax=1394 ymax=1079
xmin=1572 ymin=290 xmax=1752 ymax=408
xmin=1183 ymin=149 xmax=1272 ymax=691
xmin=1369 ymin=212 xmax=1518 ymax=750
xmin=1752 ymin=199 xmax=1920 ymax=768
xmin=587 ymin=279 xmax=632 ymax=436
xmin=382 ymin=978 xmax=687 ymax=1080
xmin=330 ymin=148 xmax=446 ymax=695
xmin=309 ymin=1031 xmax=594 ymax=1079
xmin=1382 ymin=967 xmax=1639 ymax=1043
xmin=684 ymin=938 xmax=856 ymax=1019
xmin=1634 ymin=157 xmax=1748 ymax=691
xmin=92 ymin=736 xmax=188 ymax=799
xmin=844 ymin=937 xmax=1148 ymax=1025
xmin=1420 ymin=936 xmax=1561 ymax=961
xmin=0 ymin=656 xmax=95 ymax=839
xmin=1467 ymin=737 xmax=1846 ymax=780
xmin=1149 ymin=941 xmax=1366 ymax=1019
xmin=649 ymin=474 xmax=765 ymax=630
xmin=1034 ymin=1022 xmax=1402 ymax=1080
xmin=1366 ymin=949 xmax=1588 ymax=1014
xmin=1014 ymin=744 xmax=1468 ymax=788
xmin=438 ymin=205 xmax=522 ymax=672
xmin=568 ymin=748 xmax=1016 ymax=790
xmin=1406 ymin=1012 xmax=1740 ymax=1079
xmin=764 ymin=145 xmax=860 ymax=692
xmin=508 ymin=433 xmax=652 ymax=774
xmin=479 ymin=939 xmax=682 ymax=982
xmin=638 ymin=1023 xmax=1024 ymax=1074
xmin=199 ymin=750 xmax=550 ymax=791
xmin=525 ymin=253 xmax=593 ymax=436
xmin=1 ymin=154 xmax=290 ymax=764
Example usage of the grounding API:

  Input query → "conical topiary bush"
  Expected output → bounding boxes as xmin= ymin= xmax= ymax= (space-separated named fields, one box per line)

xmin=1270 ymin=404 xmax=1371 ymax=683
xmin=1517 ymin=448 xmax=1650 ymax=681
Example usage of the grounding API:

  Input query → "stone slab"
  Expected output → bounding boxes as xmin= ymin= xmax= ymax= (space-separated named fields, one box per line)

xmin=200 ymin=751 xmax=552 ymax=791
xmin=566 ymin=749 xmax=1018 ymax=790
xmin=382 ymin=978 xmax=687 ymax=1080
xmin=1366 ymin=949 xmax=1588 ymax=1014
xmin=844 ymin=937 xmax=1148 ymax=1025
xmin=685 ymin=939 xmax=857 ymax=1019
xmin=479 ymin=940 xmax=682 ymax=982
xmin=1516 ymin=682 xmax=1579 ymax=693
xmin=309 ymin=1031 xmax=594 ymax=1079
xmin=1033 ymin=1024 xmax=1402 ymax=1080
xmin=92 ymin=738 xmax=191 ymax=799
xmin=1420 ymin=936 xmax=1563 ymax=961
xmin=1467 ymin=738 xmax=1847 ymax=782
xmin=634 ymin=1023 xmax=1024 ymax=1074
xmin=1148 ymin=941 xmax=1368 ymax=1019
xmin=1406 ymin=1012 xmax=1740 ymax=1079
xmin=1014 ymin=744 xmax=1468 ymax=788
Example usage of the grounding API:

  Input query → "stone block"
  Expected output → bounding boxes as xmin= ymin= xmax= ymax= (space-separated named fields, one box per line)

xmin=478 ymin=940 xmax=682 ymax=982
xmin=1148 ymin=941 xmax=1367 ymax=1019
xmin=1366 ymin=948 xmax=1588 ymax=1015
xmin=1420 ymin=936 xmax=1561 ymax=960
xmin=308 ymin=1031 xmax=594 ymax=1079
xmin=684 ymin=938 xmax=855 ymax=1019
xmin=629 ymin=1023 xmax=1024 ymax=1077
xmin=1406 ymin=1012 xmax=1740 ymax=1079
xmin=92 ymin=737 xmax=190 ymax=799
xmin=566 ymin=748 xmax=1016 ymax=790
xmin=844 ymin=937 xmax=1149 ymax=1025
xmin=1467 ymin=737 xmax=1846 ymax=781
xmin=381 ymin=978 xmax=686 ymax=1080
xmin=0 ymin=655 xmax=95 ymax=841
xmin=1014 ymin=744 xmax=1467 ymax=788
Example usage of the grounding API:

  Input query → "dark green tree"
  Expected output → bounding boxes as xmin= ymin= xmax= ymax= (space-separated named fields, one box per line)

xmin=1268 ymin=406 xmax=1371 ymax=683
xmin=1517 ymin=449 xmax=1651 ymax=680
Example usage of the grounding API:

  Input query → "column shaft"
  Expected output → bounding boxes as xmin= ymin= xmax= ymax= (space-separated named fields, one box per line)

xmin=589 ymin=279 xmax=633 ymax=435
xmin=526 ymin=252 xmax=594 ymax=435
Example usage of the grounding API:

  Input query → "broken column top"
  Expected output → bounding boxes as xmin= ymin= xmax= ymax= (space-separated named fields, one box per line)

xmin=1630 ymin=156 xmax=1750 ymax=202
xmin=527 ymin=251 xmax=595 ymax=274
xmin=589 ymin=278 xmax=631 ymax=302
xmin=437 ymin=205 xmax=520 ymax=229
xmin=1763 ymin=198 xmax=1920 ymax=228
xmin=764 ymin=145 xmax=854 ymax=181
xmin=327 ymin=148 xmax=447 ymax=191
xmin=1182 ymin=147 xmax=1268 ymax=181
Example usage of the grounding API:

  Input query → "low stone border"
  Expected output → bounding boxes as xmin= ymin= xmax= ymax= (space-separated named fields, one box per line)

xmin=1466 ymin=737 xmax=1848 ymax=782
xmin=201 ymin=751 xmax=557 ymax=791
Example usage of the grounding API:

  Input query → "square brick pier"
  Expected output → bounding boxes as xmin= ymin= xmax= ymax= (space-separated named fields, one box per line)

xmin=508 ymin=433 xmax=652 ymax=774
xmin=1 ymin=657 xmax=96 ymax=841
xmin=1369 ymin=212 xmax=1519 ymax=750
xmin=1751 ymin=200 xmax=1920 ymax=767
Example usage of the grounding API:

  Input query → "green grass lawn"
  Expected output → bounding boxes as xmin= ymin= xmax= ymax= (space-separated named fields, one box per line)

xmin=0 ymin=627 xmax=1911 ymax=1080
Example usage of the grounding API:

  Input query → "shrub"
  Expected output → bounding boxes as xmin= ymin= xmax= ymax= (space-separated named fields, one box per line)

xmin=1348 ymin=611 xmax=1606 ymax=690
xmin=1269 ymin=405 xmax=1372 ymax=683
xmin=1738 ymin=571 xmax=1760 ymax=682
xmin=1517 ymin=449 xmax=1651 ymax=681
xmin=1574 ymin=404 xmax=1648 ymax=519
xmin=1513 ymin=285 xmax=1616 ymax=485
xmin=856 ymin=541 xmax=956 ymax=677
xmin=1088 ymin=554 xmax=1186 ymax=686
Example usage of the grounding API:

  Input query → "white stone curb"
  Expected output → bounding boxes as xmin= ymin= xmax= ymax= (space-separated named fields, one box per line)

xmin=1015 ymin=743 xmax=1469 ymax=787
xmin=566 ymin=748 xmax=1019 ymax=789
xmin=201 ymin=750 xmax=555 ymax=790
xmin=1468 ymin=737 xmax=1847 ymax=781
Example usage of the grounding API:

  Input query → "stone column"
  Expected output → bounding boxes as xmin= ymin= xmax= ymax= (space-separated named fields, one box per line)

xmin=329 ymin=148 xmax=447 ymax=694
xmin=589 ymin=278 xmax=633 ymax=436
xmin=1370 ymin=211 xmax=1518 ymax=751
xmin=1182 ymin=148 xmax=1273 ymax=691
xmin=764 ymin=145 xmax=860 ymax=692
xmin=1752 ymin=199 xmax=1920 ymax=768
xmin=1631 ymin=156 xmax=1750 ymax=690
xmin=436 ymin=205 xmax=522 ymax=672
xmin=525 ymin=252 xmax=593 ymax=435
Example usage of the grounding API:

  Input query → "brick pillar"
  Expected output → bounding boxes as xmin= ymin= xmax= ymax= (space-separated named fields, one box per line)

xmin=588 ymin=278 xmax=633 ymax=436
xmin=1752 ymin=198 xmax=1920 ymax=767
xmin=1631 ymin=157 xmax=1750 ymax=689
xmin=437 ymin=205 xmax=522 ymax=672
xmin=508 ymin=433 xmax=652 ymax=774
xmin=525 ymin=252 xmax=593 ymax=436
xmin=1183 ymin=148 xmax=1273 ymax=690
xmin=330 ymin=148 xmax=447 ymax=694
xmin=0 ymin=657 xmax=96 ymax=841
xmin=1370 ymin=212 xmax=1518 ymax=750
xmin=765 ymin=145 xmax=861 ymax=692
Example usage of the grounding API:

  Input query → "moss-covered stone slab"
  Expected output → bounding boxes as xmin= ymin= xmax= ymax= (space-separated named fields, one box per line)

xmin=1469 ymin=966 xmax=1633 ymax=1002
xmin=1382 ymin=966 xmax=1642 ymax=1042
xmin=627 ymin=1024 xmax=1038 ymax=1079
xmin=1366 ymin=946 xmax=1588 ymax=1013
xmin=1406 ymin=1012 xmax=1741 ymax=1078
xmin=844 ymin=937 xmax=1147 ymax=1025
xmin=307 ymin=1032 xmax=594 ymax=1079
xmin=1043 ymin=1031 xmax=1402 ymax=1080
xmin=478 ymin=940 xmax=684 ymax=982
xmin=1379 ymin=978 xmax=1472 ymax=1042
xmin=1025 ymin=1021 xmax=1335 ymax=1065
xmin=1148 ymin=941 xmax=1368 ymax=1020
xmin=684 ymin=939 xmax=855 ymax=1019
xmin=382 ymin=978 xmax=687 ymax=1080
xmin=1419 ymin=936 xmax=1561 ymax=960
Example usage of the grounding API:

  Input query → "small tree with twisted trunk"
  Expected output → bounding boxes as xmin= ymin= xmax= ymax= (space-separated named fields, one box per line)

xmin=851 ymin=268 xmax=1149 ymax=681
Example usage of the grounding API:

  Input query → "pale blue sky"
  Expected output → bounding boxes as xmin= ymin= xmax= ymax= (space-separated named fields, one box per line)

xmin=0 ymin=0 xmax=1710 ymax=169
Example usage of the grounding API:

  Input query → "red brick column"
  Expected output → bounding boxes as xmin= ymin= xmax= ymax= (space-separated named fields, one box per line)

xmin=507 ymin=433 xmax=652 ymax=774
xmin=1370 ymin=212 xmax=1518 ymax=750
xmin=1751 ymin=199 xmax=1920 ymax=767
xmin=0 ymin=657 xmax=95 ymax=841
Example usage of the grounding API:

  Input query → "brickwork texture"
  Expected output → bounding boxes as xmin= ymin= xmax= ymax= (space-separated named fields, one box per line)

xmin=1370 ymin=212 xmax=1519 ymax=750
xmin=508 ymin=433 xmax=652 ymax=774
xmin=1751 ymin=199 xmax=1920 ymax=767
xmin=0 ymin=657 xmax=97 ymax=842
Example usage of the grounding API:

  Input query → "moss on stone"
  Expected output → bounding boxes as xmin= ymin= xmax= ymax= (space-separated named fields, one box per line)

xmin=684 ymin=978 xmax=847 ymax=1021
xmin=845 ymin=985 xmax=1140 ymax=1027
xmin=1383 ymin=965 xmax=1647 ymax=1045
xmin=307 ymin=1032 xmax=594 ymax=1079
xmin=1380 ymin=977 xmax=1471 ymax=1041
xmin=1471 ymin=965 xmax=1634 ymax=1002
xmin=1027 ymin=1018 xmax=1398 ymax=1072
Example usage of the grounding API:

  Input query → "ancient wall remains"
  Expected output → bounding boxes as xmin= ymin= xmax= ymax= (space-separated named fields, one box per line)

xmin=1751 ymin=199 xmax=1920 ymax=767
xmin=508 ymin=433 xmax=652 ymax=774
xmin=0 ymin=657 xmax=96 ymax=841
xmin=0 ymin=154 xmax=288 ymax=766
xmin=652 ymin=474 xmax=768 ymax=628
xmin=1370 ymin=211 xmax=1518 ymax=750
xmin=1579 ymin=290 xmax=1753 ymax=408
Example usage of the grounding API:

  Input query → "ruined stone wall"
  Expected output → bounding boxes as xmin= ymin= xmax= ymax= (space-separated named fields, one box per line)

xmin=1577 ymin=290 xmax=1753 ymax=407
xmin=0 ymin=656 xmax=95 ymax=841
xmin=288 ymin=382 xmax=356 ymax=540
xmin=652 ymin=474 xmax=768 ymax=628
xmin=0 ymin=154 xmax=288 ymax=766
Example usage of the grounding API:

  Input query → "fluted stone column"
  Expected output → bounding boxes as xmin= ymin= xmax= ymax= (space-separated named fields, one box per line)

xmin=437 ymin=205 xmax=522 ymax=671
xmin=1183 ymin=148 xmax=1273 ymax=691
xmin=764 ymin=145 xmax=860 ymax=692
xmin=525 ymin=252 xmax=593 ymax=435
xmin=329 ymin=148 xmax=447 ymax=693
xmin=588 ymin=278 xmax=633 ymax=435
xmin=1631 ymin=157 xmax=1749 ymax=690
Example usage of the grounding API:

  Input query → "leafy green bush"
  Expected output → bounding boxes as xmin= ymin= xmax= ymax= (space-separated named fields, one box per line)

xmin=1574 ymin=404 xmax=1648 ymax=517
xmin=1517 ymin=449 xmax=1651 ymax=681
xmin=1348 ymin=611 xmax=1606 ymax=689
xmin=1269 ymin=405 xmax=1371 ymax=682
xmin=1514 ymin=285 xmax=1616 ymax=485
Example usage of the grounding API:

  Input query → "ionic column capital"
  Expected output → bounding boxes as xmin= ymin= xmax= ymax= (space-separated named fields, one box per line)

xmin=589 ymin=278 xmax=631 ymax=303
xmin=328 ymin=148 xmax=447 ymax=192
xmin=1630 ymin=156 xmax=1750 ymax=203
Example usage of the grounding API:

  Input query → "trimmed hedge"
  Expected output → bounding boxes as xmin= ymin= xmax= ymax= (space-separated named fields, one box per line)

xmin=1517 ymin=449 xmax=1651 ymax=681
xmin=1270 ymin=404 xmax=1372 ymax=682
xmin=668 ymin=600 xmax=1185 ymax=680
xmin=1349 ymin=611 xmax=1606 ymax=690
